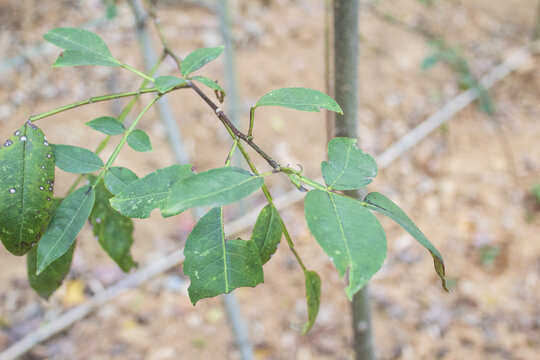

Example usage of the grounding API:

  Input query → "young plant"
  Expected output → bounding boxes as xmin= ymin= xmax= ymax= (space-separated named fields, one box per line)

xmin=0 ymin=27 xmax=447 ymax=331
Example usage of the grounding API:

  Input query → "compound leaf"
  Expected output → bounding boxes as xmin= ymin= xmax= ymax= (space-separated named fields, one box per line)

xmin=181 ymin=46 xmax=224 ymax=77
xmin=321 ymin=137 xmax=377 ymax=190
xmin=90 ymin=182 xmax=136 ymax=272
xmin=127 ymin=130 xmax=152 ymax=153
xmin=251 ymin=204 xmax=282 ymax=264
xmin=0 ymin=122 xmax=55 ymax=255
xmin=109 ymin=164 xmax=194 ymax=219
xmin=162 ymin=167 xmax=264 ymax=217
xmin=86 ymin=116 xmax=125 ymax=136
xmin=302 ymin=270 xmax=321 ymax=334
xmin=255 ymin=87 xmax=343 ymax=114
xmin=104 ymin=167 xmax=138 ymax=195
xmin=44 ymin=27 xmax=120 ymax=67
xmin=27 ymin=197 xmax=75 ymax=299
xmin=304 ymin=190 xmax=387 ymax=300
xmin=363 ymin=192 xmax=448 ymax=291
xmin=37 ymin=185 xmax=95 ymax=275
xmin=183 ymin=207 xmax=263 ymax=304
xmin=154 ymin=75 xmax=186 ymax=93
xmin=52 ymin=144 xmax=103 ymax=174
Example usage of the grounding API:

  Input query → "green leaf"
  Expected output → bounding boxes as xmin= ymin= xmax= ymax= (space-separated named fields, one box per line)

xmin=104 ymin=167 xmax=138 ymax=195
xmin=86 ymin=116 xmax=125 ymax=135
xmin=43 ymin=28 xmax=120 ymax=67
xmin=363 ymin=192 xmax=448 ymax=291
xmin=90 ymin=182 xmax=136 ymax=272
xmin=27 ymin=241 xmax=75 ymax=300
xmin=321 ymin=137 xmax=378 ymax=190
xmin=251 ymin=204 xmax=282 ymax=264
xmin=192 ymin=76 xmax=225 ymax=93
xmin=162 ymin=167 xmax=264 ymax=217
xmin=0 ymin=122 xmax=55 ymax=255
xmin=109 ymin=164 xmax=194 ymax=218
xmin=127 ymin=130 xmax=152 ymax=153
xmin=255 ymin=87 xmax=343 ymax=114
xmin=37 ymin=185 xmax=95 ymax=275
xmin=181 ymin=46 xmax=224 ymax=77
xmin=27 ymin=197 xmax=74 ymax=299
xmin=302 ymin=270 xmax=321 ymax=334
xmin=304 ymin=190 xmax=387 ymax=300
xmin=183 ymin=207 xmax=264 ymax=304
xmin=52 ymin=144 xmax=104 ymax=174
xmin=154 ymin=75 xmax=187 ymax=93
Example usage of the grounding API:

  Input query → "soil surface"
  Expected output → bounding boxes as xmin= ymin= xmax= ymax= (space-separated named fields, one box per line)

xmin=1 ymin=0 xmax=540 ymax=359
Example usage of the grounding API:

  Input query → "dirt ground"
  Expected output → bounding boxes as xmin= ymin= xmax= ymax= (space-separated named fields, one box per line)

xmin=1 ymin=0 xmax=540 ymax=359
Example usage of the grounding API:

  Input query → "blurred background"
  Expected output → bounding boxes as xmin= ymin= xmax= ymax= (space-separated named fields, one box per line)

xmin=0 ymin=0 xmax=539 ymax=359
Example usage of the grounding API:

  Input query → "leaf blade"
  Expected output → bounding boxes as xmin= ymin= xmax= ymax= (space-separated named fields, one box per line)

xmin=181 ymin=46 xmax=224 ymax=77
xmin=304 ymin=190 xmax=387 ymax=300
xmin=162 ymin=167 xmax=264 ymax=217
xmin=104 ymin=167 xmax=139 ymax=195
xmin=127 ymin=130 xmax=152 ymax=153
xmin=52 ymin=144 xmax=104 ymax=174
xmin=109 ymin=164 xmax=194 ymax=218
xmin=37 ymin=185 xmax=95 ymax=274
xmin=192 ymin=76 xmax=225 ymax=93
xmin=183 ymin=207 xmax=264 ymax=304
xmin=251 ymin=204 xmax=282 ymax=264
xmin=255 ymin=87 xmax=343 ymax=114
xmin=154 ymin=75 xmax=186 ymax=93
xmin=363 ymin=192 xmax=448 ymax=291
xmin=302 ymin=270 xmax=321 ymax=334
xmin=0 ymin=122 xmax=55 ymax=255
xmin=86 ymin=116 xmax=125 ymax=136
xmin=321 ymin=137 xmax=378 ymax=190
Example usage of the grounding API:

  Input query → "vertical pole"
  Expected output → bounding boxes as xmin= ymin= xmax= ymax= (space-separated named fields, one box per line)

xmin=332 ymin=1 xmax=375 ymax=359
xmin=533 ymin=0 xmax=540 ymax=41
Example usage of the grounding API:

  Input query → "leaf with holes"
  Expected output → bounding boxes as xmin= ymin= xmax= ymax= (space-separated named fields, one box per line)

xmin=154 ymin=75 xmax=186 ymax=93
xmin=90 ymin=181 xmax=136 ymax=272
xmin=321 ymin=137 xmax=377 ymax=190
xmin=52 ymin=144 xmax=103 ymax=174
xmin=302 ymin=270 xmax=321 ymax=334
xmin=162 ymin=167 xmax=264 ymax=217
xmin=304 ymin=190 xmax=387 ymax=300
xmin=44 ymin=27 xmax=120 ymax=67
xmin=86 ymin=116 xmax=125 ymax=136
xmin=181 ymin=46 xmax=224 ymax=77
xmin=251 ymin=204 xmax=282 ymax=264
xmin=0 ymin=122 xmax=55 ymax=256
xmin=27 ymin=197 xmax=75 ymax=299
xmin=363 ymin=192 xmax=448 ymax=291
xmin=110 ymin=164 xmax=194 ymax=218
xmin=255 ymin=87 xmax=343 ymax=114
xmin=127 ymin=130 xmax=152 ymax=153
xmin=183 ymin=207 xmax=264 ymax=304
xmin=37 ymin=185 xmax=95 ymax=274
xmin=104 ymin=167 xmax=138 ymax=196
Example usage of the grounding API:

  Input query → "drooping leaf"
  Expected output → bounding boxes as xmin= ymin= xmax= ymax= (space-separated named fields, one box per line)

xmin=183 ymin=207 xmax=264 ymax=304
xmin=304 ymin=190 xmax=387 ymax=300
xmin=251 ymin=204 xmax=282 ymax=264
xmin=154 ymin=75 xmax=186 ymax=93
xmin=363 ymin=192 xmax=448 ymax=291
xmin=52 ymin=144 xmax=103 ymax=174
xmin=321 ymin=137 xmax=378 ymax=190
xmin=0 ymin=122 xmax=55 ymax=255
xmin=302 ymin=270 xmax=321 ymax=334
xmin=27 ymin=198 xmax=75 ymax=299
xmin=192 ymin=76 xmax=225 ymax=93
xmin=255 ymin=87 xmax=343 ymax=114
xmin=90 ymin=181 xmax=136 ymax=272
xmin=181 ymin=46 xmax=224 ymax=77
xmin=43 ymin=27 xmax=120 ymax=67
xmin=104 ymin=167 xmax=138 ymax=195
xmin=109 ymin=164 xmax=194 ymax=218
xmin=86 ymin=116 xmax=125 ymax=136
xmin=127 ymin=130 xmax=152 ymax=153
xmin=162 ymin=167 xmax=264 ymax=217
xmin=37 ymin=185 xmax=95 ymax=274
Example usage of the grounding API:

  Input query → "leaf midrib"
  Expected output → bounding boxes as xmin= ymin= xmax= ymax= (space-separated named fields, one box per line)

xmin=328 ymin=144 xmax=352 ymax=189
xmin=328 ymin=193 xmax=352 ymax=274
xmin=49 ymin=32 xmax=114 ymax=59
